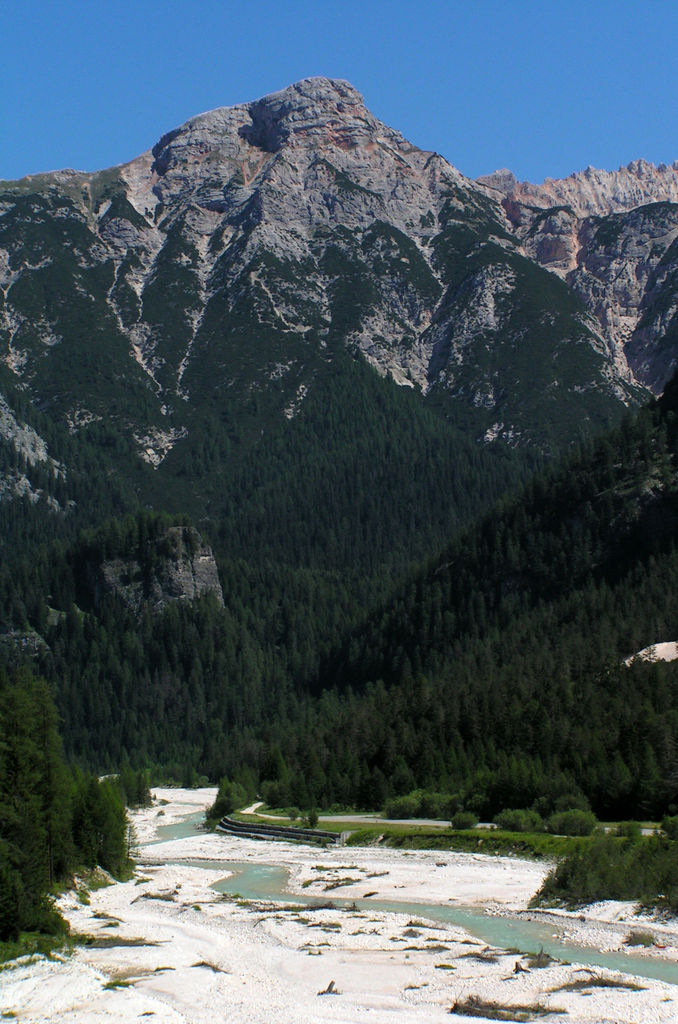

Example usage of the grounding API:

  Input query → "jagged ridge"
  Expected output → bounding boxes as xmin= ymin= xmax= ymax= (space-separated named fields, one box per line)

xmin=0 ymin=75 xmax=676 ymax=492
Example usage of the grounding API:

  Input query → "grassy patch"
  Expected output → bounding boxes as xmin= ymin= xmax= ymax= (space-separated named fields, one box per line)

xmin=461 ymin=948 xmax=500 ymax=964
xmin=84 ymin=870 xmax=115 ymax=892
xmin=450 ymin=995 xmax=563 ymax=1020
xmin=625 ymin=930 xmax=656 ymax=947
xmin=346 ymin=825 xmax=577 ymax=859
xmin=323 ymin=877 xmax=362 ymax=891
xmin=76 ymin=934 xmax=159 ymax=949
xmin=0 ymin=932 xmax=70 ymax=965
xmin=134 ymin=890 xmax=177 ymax=903
xmin=92 ymin=913 xmax=121 ymax=929
xmin=552 ymin=972 xmax=645 ymax=992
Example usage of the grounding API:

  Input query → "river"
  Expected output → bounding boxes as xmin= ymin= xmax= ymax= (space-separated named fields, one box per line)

xmin=151 ymin=810 xmax=678 ymax=987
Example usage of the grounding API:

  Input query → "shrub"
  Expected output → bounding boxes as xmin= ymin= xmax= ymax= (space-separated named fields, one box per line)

xmin=208 ymin=778 xmax=247 ymax=821
xmin=535 ymin=833 xmax=678 ymax=910
xmin=546 ymin=809 xmax=597 ymax=836
xmin=532 ymin=789 xmax=589 ymax=819
xmin=625 ymin=930 xmax=655 ymax=947
xmin=615 ymin=821 xmax=642 ymax=840
xmin=661 ymin=815 xmax=678 ymax=840
xmin=383 ymin=793 xmax=420 ymax=819
xmin=494 ymin=808 xmax=544 ymax=833
xmin=450 ymin=810 xmax=478 ymax=831
xmin=383 ymin=789 xmax=453 ymax=820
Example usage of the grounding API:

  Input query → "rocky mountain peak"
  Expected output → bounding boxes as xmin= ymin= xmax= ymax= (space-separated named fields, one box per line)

xmin=3 ymin=76 xmax=678 ymax=480
xmin=142 ymin=76 xmax=419 ymax=227
xmin=150 ymin=77 xmax=380 ymax=183
xmin=481 ymin=157 xmax=678 ymax=395
xmin=252 ymin=77 xmax=379 ymax=152
xmin=476 ymin=168 xmax=518 ymax=194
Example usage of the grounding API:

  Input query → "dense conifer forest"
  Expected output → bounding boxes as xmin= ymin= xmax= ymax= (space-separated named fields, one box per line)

xmin=2 ymin=375 xmax=678 ymax=829
xmin=0 ymin=666 xmax=147 ymax=941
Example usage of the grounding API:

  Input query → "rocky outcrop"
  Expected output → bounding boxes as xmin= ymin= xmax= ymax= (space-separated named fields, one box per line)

xmin=93 ymin=526 xmax=224 ymax=615
xmin=482 ymin=161 xmax=678 ymax=392
xmin=0 ymin=394 xmax=60 ymax=469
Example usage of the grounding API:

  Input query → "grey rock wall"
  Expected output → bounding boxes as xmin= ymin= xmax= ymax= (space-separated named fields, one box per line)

xmin=2 ymin=77 xmax=678 ymax=463
xmin=94 ymin=526 xmax=224 ymax=615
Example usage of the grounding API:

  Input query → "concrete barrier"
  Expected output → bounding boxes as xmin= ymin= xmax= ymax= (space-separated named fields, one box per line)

xmin=217 ymin=815 xmax=341 ymax=844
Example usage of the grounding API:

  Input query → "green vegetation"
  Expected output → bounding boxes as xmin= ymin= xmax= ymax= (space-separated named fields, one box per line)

xmin=625 ymin=930 xmax=656 ymax=947
xmin=493 ymin=809 xmax=544 ymax=834
xmin=0 ymin=666 xmax=146 ymax=942
xmin=345 ymin=825 xmax=580 ymax=859
xmin=450 ymin=811 xmax=479 ymax=830
xmin=546 ymin=809 xmax=598 ymax=837
xmin=0 ymin=930 xmax=72 ymax=965
xmin=450 ymin=994 xmax=560 ymax=1020
xmin=383 ymin=790 xmax=455 ymax=820
xmin=535 ymin=833 xmax=678 ymax=912
xmin=4 ymin=378 xmax=678 ymax=826
xmin=207 ymin=777 xmax=255 ymax=826
xmin=2 ymin=178 xmax=678 ymax=932
xmin=662 ymin=815 xmax=678 ymax=840
xmin=552 ymin=973 xmax=645 ymax=991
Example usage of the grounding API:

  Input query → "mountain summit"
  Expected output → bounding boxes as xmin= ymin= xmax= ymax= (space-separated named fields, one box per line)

xmin=1 ymin=77 xmax=678 ymax=485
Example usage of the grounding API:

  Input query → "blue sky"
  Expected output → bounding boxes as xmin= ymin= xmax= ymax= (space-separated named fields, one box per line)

xmin=2 ymin=1 xmax=676 ymax=184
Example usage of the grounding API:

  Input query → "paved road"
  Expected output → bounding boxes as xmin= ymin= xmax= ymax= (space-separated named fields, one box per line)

xmin=319 ymin=814 xmax=450 ymax=826
xmin=241 ymin=804 xmax=658 ymax=835
xmin=240 ymin=803 xmax=482 ymax=829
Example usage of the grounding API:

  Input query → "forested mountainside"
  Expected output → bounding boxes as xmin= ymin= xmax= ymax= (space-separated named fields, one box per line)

xmin=0 ymin=347 xmax=528 ymax=577
xmin=2 ymin=381 xmax=678 ymax=821
xmin=4 ymin=79 xmax=678 ymax=572
xmin=307 ymin=387 xmax=678 ymax=819
xmin=3 ymin=78 xmax=678 ymax=825
xmin=4 ymin=78 xmax=678 ymax=548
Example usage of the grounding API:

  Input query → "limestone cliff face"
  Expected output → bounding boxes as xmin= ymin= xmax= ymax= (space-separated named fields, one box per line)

xmin=1 ymin=78 xmax=677 ymax=464
xmin=93 ymin=526 xmax=224 ymax=615
xmin=482 ymin=161 xmax=678 ymax=391
xmin=116 ymin=77 xmax=486 ymax=396
xmin=482 ymin=160 xmax=678 ymax=218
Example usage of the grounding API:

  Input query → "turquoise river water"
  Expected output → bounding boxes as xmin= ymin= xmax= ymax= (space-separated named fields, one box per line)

xmin=148 ymin=811 xmax=678 ymax=987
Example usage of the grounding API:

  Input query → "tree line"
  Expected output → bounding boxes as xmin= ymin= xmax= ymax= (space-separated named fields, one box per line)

xmin=3 ymin=381 xmax=678 ymax=827
xmin=0 ymin=666 xmax=148 ymax=941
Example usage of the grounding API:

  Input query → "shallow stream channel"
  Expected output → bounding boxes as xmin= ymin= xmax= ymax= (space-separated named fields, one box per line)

xmin=150 ymin=812 xmax=678 ymax=987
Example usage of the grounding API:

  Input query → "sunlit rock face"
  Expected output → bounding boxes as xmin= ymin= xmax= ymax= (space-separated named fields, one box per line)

xmin=484 ymin=160 xmax=678 ymax=393
xmin=2 ymin=76 xmax=678 ymax=472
